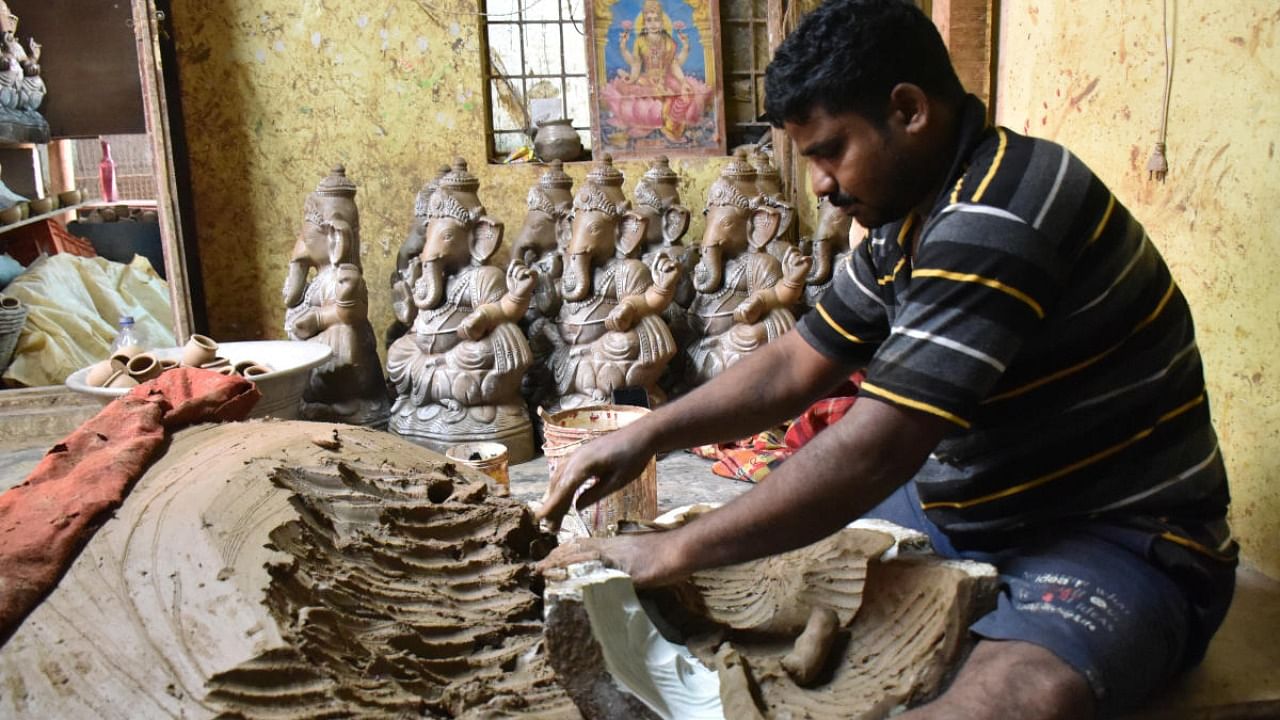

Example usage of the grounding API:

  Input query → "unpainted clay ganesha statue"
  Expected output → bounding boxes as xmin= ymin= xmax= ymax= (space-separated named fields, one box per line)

xmin=546 ymin=180 xmax=681 ymax=411
xmin=386 ymin=164 xmax=451 ymax=348
xmin=282 ymin=165 xmax=391 ymax=428
xmin=804 ymin=194 xmax=857 ymax=310
xmin=509 ymin=161 xmax=573 ymax=415
xmin=683 ymin=153 xmax=811 ymax=388
xmin=385 ymin=161 xmax=538 ymax=461
xmin=753 ymin=149 xmax=799 ymax=263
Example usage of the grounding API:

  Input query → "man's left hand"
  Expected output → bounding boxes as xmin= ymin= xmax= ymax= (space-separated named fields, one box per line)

xmin=536 ymin=532 xmax=685 ymax=588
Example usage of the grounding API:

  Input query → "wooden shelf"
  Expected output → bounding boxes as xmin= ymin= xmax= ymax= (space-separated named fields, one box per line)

xmin=0 ymin=202 xmax=89 ymax=237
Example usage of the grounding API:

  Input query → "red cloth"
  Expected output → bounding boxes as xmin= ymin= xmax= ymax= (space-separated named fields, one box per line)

xmin=690 ymin=370 xmax=865 ymax=482
xmin=0 ymin=368 xmax=259 ymax=640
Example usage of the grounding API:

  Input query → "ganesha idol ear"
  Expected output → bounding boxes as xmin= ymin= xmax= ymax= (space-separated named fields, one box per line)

xmin=471 ymin=216 xmax=504 ymax=265
xmin=555 ymin=215 xmax=572 ymax=252
xmin=662 ymin=205 xmax=691 ymax=245
xmin=748 ymin=206 xmax=781 ymax=251
xmin=618 ymin=210 xmax=649 ymax=258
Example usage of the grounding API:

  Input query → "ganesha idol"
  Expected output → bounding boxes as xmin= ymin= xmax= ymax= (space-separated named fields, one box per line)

xmin=683 ymin=154 xmax=811 ymax=388
xmin=385 ymin=165 xmax=537 ymax=462
xmin=804 ymin=195 xmax=857 ymax=311
xmin=283 ymin=165 xmax=390 ymax=428
xmin=508 ymin=161 xmax=573 ymax=418
xmin=546 ymin=182 xmax=681 ymax=411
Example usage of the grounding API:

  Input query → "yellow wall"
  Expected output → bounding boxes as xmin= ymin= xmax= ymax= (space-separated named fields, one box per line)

xmin=168 ymin=0 xmax=796 ymax=347
xmin=998 ymin=1 xmax=1280 ymax=575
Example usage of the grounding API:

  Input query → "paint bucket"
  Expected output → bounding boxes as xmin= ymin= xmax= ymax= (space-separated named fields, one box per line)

xmin=445 ymin=441 xmax=511 ymax=489
xmin=539 ymin=405 xmax=658 ymax=535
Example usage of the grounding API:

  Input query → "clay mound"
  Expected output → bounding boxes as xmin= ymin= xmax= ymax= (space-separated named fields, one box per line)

xmin=0 ymin=420 xmax=579 ymax=719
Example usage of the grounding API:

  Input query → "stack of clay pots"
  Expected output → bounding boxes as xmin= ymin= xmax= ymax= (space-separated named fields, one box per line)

xmin=81 ymin=334 xmax=274 ymax=390
xmin=0 ymin=294 xmax=27 ymax=373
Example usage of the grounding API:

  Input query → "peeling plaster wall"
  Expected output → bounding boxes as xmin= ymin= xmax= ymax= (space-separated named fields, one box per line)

xmin=168 ymin=0 xmax=755 ymax=351
xmin=998 ymin=1 xmax=1280 ymax=575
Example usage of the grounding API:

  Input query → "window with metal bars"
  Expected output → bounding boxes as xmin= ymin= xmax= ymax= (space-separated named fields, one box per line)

xmin=481 ymin=0 xmax=593 ymax=162
xmin=721 ymin=0 xmax=771 ymax=150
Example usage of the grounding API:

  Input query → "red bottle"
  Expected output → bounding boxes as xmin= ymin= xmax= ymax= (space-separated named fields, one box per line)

xmin=98 ymin=139 xmax=118 ymax=202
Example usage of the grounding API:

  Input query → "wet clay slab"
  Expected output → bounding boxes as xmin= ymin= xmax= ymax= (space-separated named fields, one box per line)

xmin=546 ymin=520 xmax=998 ymax=719
xmin=0 ymin=420 xmax=578 ymax=719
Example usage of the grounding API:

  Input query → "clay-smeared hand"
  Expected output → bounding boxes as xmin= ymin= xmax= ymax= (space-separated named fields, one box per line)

xmin=537 ymin=533 xmax=683 ymax=588
xmin=536 ymin=424 xmax=654 ymax=533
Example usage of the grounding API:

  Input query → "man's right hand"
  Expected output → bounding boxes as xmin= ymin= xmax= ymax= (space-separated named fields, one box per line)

xmin=536 ymin=421 xmax=656 ymax=532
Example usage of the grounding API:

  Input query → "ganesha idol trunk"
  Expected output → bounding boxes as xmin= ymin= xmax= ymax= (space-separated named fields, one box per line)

xmin=540 ymin=405 xmax=658 ymax=535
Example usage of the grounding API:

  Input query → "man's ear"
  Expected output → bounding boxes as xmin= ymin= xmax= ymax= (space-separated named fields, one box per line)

xmin=888 ymin=82 xmax=930 ymax=134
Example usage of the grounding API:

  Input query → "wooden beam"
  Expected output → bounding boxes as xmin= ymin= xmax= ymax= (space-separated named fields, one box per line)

xmin=932 ymin=0 xmax=997 ymax=113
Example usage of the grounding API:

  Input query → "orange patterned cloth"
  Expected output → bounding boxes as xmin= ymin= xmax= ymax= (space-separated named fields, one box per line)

xmin=690 ymin=371 xmax=865 ymax=482
xmin=0 ymin=369 xmax=259 ymax=641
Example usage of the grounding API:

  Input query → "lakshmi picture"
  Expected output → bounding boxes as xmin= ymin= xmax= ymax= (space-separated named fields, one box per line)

xmin=586 ymin=0 xmax=727 ymax=157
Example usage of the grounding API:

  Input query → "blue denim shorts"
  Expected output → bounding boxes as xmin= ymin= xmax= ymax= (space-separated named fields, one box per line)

xmin=864 ymin=481 xmax=1236 ymax=716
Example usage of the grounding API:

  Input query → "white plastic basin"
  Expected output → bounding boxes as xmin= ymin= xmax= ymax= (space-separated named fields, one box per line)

xmin=65 ymin=340 xmax=332 ymax=420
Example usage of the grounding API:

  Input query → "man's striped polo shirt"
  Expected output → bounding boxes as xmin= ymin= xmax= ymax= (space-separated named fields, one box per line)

xmin=798 ymin=95 xmax=1232 ymax=554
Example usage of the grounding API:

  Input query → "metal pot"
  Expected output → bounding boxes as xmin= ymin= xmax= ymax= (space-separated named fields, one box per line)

xmin=533 ymin=118 xmax=584 ymax=162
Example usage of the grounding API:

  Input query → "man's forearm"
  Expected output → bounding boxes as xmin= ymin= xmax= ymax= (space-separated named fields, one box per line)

xmin=660 ymin=397 xmax=948 ymax=575
xmin=639 ymin=330 xmax=853 ymax=454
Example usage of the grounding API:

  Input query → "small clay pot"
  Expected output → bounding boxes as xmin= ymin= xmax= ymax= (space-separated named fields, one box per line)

xmin=110 ymin=346 xmax=143 ymax=367
xmin=57 ymin=189 xmax=82 ymax=207
xmin=126 ymin=353 xmax=163 ymax=383
xmin=28 ymin=197 xmax=53 ymax=215
xmin=16 ymin=202 xmax=28 ymax=220
xmin=85 ymin=359 xmax=118 ymax=387
xmin=240 ymin=364 xmax=272 ymax=378
xmin=159 ymin=357 xmax=180 ymax=371
xmin=200 ymin=357 xmax=230 ymax=370
xmin=216 ymin=365 xmax=236 ymax=376
xmin=181 ymin=334 xmax=218 ymax=367
xmin=0 ymin=206 xmax=20 ymax=225
xmin=106 ymin=370 xmax=139 ymax=389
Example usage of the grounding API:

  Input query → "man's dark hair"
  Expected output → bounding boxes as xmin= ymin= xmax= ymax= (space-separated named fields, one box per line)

xmin=764 ymin=0 xmax=965 ymax=127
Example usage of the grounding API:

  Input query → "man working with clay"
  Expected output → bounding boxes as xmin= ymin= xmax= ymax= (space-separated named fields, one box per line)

xmin=536 ymin=0 xmax=1236 ymax=716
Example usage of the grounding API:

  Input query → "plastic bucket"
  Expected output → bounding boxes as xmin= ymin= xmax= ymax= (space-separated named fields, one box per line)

xmin=445 ymin=441 xmax=510 ymax=489
xmin=539 ymin=404 xmax=658 ymax=535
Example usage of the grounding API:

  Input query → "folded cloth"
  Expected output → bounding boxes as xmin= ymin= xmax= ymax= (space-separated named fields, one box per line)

xmin=690 ymin=426 xmax=790 ymax=483
xmin=690 ymin=370 xmax=866 ymax=483
xmin=0 ymin=368 xmax=260 ymax=641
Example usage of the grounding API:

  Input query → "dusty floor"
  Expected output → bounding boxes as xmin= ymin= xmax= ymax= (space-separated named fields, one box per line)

xmin=1 ymin=431 xmax=1277 ymax=717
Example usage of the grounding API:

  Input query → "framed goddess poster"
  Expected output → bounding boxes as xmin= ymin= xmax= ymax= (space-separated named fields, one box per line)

xmin=585 ymin=0 xmax=727 ymax=157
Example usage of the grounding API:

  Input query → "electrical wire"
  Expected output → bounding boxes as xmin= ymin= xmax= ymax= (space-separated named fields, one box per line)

xmin=1146 ymin=0 xmax=1173 ymax=182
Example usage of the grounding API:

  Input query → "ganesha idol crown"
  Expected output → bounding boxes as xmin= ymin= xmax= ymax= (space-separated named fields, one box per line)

xmin=642 ymin=155 xmax=679 ymax=186
xmin=304 ymin=165 xmax=359 ymax=228
xmin=572 ymin=184 xmax=621 ymax=218
xmin=539 ymin=159 xmax=574 ymax=190
xmin=586 ymin=154 xmax=625 ymax=189
xmin=707 ymin=151 xmax=761 ymax=211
